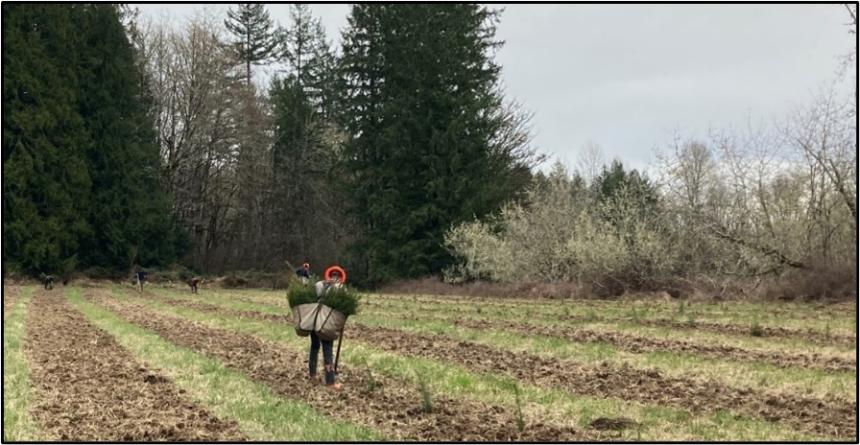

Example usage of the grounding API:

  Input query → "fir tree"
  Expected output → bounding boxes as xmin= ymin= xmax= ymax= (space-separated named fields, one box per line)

xmin=225 ymin=4 xmax=279 ymax=87
xmin=74 ymin=5 xmax=183 ymax=271
xmin=2 ymin=4 xmax=93 ymax=275
xmin=340 ymin=5 xmax=532 ymax=284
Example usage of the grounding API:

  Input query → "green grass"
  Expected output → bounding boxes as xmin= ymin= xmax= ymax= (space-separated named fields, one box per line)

xmin=68 ymin=288 xmax=380 ymax=441
xmin=367 ymin=293 xmax=857 ymax=335
xmin=365 ymin=299 xmax=857 ymax=356
xmin=2 ymin=287 xmax=42 ymax=441
xmin=152 ymin=287 xmax=856 ymax=401
xmin=112 ymin=288 xmax=829 ymax=441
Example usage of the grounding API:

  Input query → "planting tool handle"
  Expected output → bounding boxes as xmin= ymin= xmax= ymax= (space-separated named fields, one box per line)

xmin=334 ymin=324 xmax=345 ymax=373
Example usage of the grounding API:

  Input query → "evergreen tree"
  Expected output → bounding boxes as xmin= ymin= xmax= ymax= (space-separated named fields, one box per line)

xmin=2 ymin=4 xmax=93 ymax=275
xmin=225 ymin=4 xmax=279 ymax=86
xmin=340 ymin=5 xmax=533 ymax=284
xmin=2 ymin=4 xmax=184 ymax=276
xmin=591 ymin=159 xmax=660 ymax=216
xmin=73 ymin=5 xmax=183 ymax=271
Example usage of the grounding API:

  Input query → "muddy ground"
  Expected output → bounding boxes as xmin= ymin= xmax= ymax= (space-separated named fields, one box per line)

xmin=155 ymin=295 xmax=856 ymax=439
xmin=23 ymin=291 xmax=246 ymax=441
xmin=365 ymin=297 xmax=857 ymax=347
xmin=91 ymin=291 xmax=594 ymax=441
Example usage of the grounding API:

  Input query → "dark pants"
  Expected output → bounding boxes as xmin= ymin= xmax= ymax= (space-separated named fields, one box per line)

xmin=309 ymin=332 xmax=336 ymax=384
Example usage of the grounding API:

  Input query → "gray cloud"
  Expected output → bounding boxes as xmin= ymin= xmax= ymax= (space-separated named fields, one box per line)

xmin=136 ymin=4 xmax=854 ymax=173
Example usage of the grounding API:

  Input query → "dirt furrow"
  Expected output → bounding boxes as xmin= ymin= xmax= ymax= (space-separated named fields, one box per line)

xmin=365 ymin=298 xmax=857 ymax=347
xmin=419 ymin=314 xmax=855 ymax=372
xmin=92 ymin=292 xmax=592 ymax=441
xmin=169 ymin=297 xmax=856 ymax=371
xmin=157 ymin=296 xmax=856 ymax=439
xmin=23 ymin=292 xmax=246 ymax=441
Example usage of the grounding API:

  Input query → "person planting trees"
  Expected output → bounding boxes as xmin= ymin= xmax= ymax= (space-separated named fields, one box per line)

xmin=135 ymin=268 xmax=147 ymax=293
xmin=307 ymin=266 xmax=348 ymax=390
xmin=43 ymin=274 xmax=55 ymax=290
xmin=188 ymin=277 xmax=201 ymax=294
xmin=296 ymin=262 xmax=311 ymax=284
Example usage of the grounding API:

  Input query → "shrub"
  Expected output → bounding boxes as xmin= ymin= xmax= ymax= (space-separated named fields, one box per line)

xmin=287 ymin=285 xmax=318 ymax=307
xmin=287 ymin=284 xmax=361 ymax=317
xmin=320 ymin=287 xmax=361 ymax=317
xmin=443 ymin=167 xmax=681 ymax=293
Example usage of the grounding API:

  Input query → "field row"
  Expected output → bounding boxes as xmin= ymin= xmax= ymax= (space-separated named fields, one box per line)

xmin=3 ymin=285 xmax=857 ymax=441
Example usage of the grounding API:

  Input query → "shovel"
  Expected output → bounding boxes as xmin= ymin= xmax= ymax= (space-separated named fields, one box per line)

xmin=334 ymin=323 xmax=346 ymax=373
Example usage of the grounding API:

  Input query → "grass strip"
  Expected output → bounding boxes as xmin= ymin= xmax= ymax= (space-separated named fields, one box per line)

xmin=368 ymin=293 xmax=857 ymax=335
xmin=2 ymin=286 xmax=42 ymax=441
xmin=124 ymin=289 xmax=826 ymax=441
xmin=69 ymin=288 xmax=381 ymax=441
xmin=155 ymin=287 xmax=856 ymax=401
xmin=365 ymin=302 xmax=857 ymax=357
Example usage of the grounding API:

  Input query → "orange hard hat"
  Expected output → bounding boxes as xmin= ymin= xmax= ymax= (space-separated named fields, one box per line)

xmin=324 ymin=265 xmax=347 ymax=283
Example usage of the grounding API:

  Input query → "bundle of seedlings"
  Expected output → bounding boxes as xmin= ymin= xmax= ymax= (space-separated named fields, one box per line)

xmin=288 ymin=284 xmax=360 ymax=340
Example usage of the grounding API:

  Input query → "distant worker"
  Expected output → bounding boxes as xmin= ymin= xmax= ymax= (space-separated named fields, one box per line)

xmin=308 ymin=266 xmax=346 ymax=390
xmin=135 ymin=269 xmax=147 ymax=293
xmin=43 ymin=274 xmax=55 ymax=290
xmin=188 ymin=277 xmax=201 ymax=294
xmin=296 ymin=262 xmax=311 ymax=285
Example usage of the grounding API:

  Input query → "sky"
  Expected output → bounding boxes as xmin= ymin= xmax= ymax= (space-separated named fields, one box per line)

xmin=136 ymin=3 xmax=855 ymax=173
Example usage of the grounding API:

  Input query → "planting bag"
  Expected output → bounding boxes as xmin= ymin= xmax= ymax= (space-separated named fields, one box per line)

xmin=292 ymin=303 xmax=347 ymax=341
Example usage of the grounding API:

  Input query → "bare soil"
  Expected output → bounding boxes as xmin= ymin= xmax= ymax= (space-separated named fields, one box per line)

xmin=23 ymin=291 xmax=246 ymax=441
xmin=155 ymin=296 xmax=856 ymax=439
xmin=91 ymin=291 xmax=593 ymax=441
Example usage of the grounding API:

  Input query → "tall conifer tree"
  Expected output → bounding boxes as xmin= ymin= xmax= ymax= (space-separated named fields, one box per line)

xmin=340 ymin=5 xmax=532 ymax=284
xmin=225 ymin=4 xmax=279 ymax=86
xmin=2 ymin=4 xmax=93 ymax=275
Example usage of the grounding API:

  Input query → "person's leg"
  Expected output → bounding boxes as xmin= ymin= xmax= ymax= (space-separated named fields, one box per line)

xmin=309 ymin=332 xmax=321 ymax=379
xmin=322 ymin=339 xmax=336 ymax=385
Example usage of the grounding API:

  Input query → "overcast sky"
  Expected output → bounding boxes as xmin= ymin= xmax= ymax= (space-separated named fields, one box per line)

xmin=136 ymin=3 xmax=855 ymax=173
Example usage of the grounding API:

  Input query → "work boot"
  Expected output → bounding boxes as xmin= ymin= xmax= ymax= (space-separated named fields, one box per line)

xmin=326 ymin=382 xmax=343 ymax=391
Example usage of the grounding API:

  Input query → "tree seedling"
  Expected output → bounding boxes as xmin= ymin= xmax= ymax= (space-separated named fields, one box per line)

xmin=750 ymin=319 xmax=764 ymax=337
xmin=366 ymin=370 xmax=381 ymax=393
xmin=513 ymin=383 xmax=525 ymax=433
xmin=417 ymin=372 xmax=433 ymax=414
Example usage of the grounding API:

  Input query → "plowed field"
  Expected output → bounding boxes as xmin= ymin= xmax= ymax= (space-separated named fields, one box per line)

xmin=3 ymin=283 xmax=857 ymax=441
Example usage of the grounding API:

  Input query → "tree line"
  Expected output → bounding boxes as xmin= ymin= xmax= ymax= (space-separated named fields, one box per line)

xmin=3 ymin=4 xmax=539 ymax=286
xmin=3 ymin=4 xmax=854 ymax=296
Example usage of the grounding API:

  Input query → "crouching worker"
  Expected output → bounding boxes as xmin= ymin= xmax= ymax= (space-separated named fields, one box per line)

xmin=43 ymin=274 xmax=55 ymax=290
xmin=188 ymin=277 xmax=201 ymax=294
xmin=309 ymin=268 xmax=345 ymax=390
